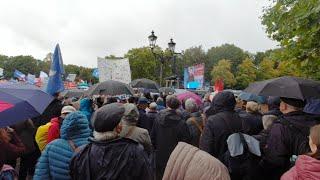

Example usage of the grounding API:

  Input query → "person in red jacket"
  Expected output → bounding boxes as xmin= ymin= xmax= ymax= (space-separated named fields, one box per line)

xmin=47 ymin=106 xmax=76 ymax=144
xmin=281 ymin=124 xmax=320 ymax=180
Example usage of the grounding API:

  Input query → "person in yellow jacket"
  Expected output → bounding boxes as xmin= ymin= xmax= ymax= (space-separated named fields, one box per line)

xmin=35 ymin=122 xmax=51 ymax=151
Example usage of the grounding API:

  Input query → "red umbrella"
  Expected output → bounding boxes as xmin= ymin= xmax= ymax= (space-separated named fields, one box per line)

xmin=176 ymin=91 xmax=202 ymax=106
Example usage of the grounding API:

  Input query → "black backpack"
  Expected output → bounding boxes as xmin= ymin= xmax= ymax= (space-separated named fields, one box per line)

xmin=222 ymin=133 xmax=261 ymax=180
xmin=216 ymin=113 xmax=261 ymax=180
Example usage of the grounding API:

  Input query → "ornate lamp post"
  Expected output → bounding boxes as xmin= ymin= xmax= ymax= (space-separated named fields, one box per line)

xmin=148 ymin=31 xmax=179 ymax=86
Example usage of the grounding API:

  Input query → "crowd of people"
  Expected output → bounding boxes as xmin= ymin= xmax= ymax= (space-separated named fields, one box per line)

xmin=1 ymin=89 xmax=320 ymax=180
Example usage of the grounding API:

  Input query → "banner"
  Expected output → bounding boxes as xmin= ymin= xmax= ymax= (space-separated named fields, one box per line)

xmin=14 ymin=69 xmax=26 ymax=81
xmin=184 ymin=63 xmax=204 ymax=89
xmin=97 ymin=57 xmax=131 ymax=84
xmin=66 ymin=74 xmax=77 ymax=82
xmin=27 ymin=74 xmax=36 ymax=85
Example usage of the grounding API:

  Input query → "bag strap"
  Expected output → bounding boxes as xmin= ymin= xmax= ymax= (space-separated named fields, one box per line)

xmin=238 ymin=133 xmax=249 ymax=152
xmin=189 ymin=117 xmax=203 ymax=134
xmin=68 ymin=140 xmax=82 ymax=153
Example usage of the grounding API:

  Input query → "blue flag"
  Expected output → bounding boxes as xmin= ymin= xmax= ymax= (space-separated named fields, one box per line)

xmin=14 ymin=69 xmax=26 ymax=80
xmin=46 ymin=44 xmax=65 ymax=95
xmin=92 ymin=68 xmax=99 ymax=78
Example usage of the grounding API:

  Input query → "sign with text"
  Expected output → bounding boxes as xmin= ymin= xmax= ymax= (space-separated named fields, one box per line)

xmin=97 ymin=57 xmax=131 ymax=84
xmin=184 ymin=63 xmax=204 ymax=89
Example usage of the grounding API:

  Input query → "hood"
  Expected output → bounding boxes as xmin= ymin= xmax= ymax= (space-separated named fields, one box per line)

xmin=213 ymin=91 xmax=236 ymax=113
xmin=190 ymin=111 xmax=202 ymax=118
xmin=80 ymin=98 xmax=93 ymax=113
xmin=158 ymin=109 xmax=182 ymax=127
xmin=60 ymin=111 xmax=91 ymax=140
xmin=296 ymin=155 xmax=320 ymax=179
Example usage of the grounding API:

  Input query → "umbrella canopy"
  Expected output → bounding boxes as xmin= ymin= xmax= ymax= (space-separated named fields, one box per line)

xmin=304 ymin=98 xmax=320 ymax=115
xmin=244 ymin=76 xmax=320 ymax=100
xmin=176 ymin=91 xmax=202 ymax=106
xmin=61 ymin=89 xmax=85 ymax=98
xmin=0 ymin=82 xmax=53 ymax=127
xmin=238 ymin=92 xmax=267 ymax=104
xmin=88 ymin=80 xmax=134 ymax=96
xmin=130 ymin=78 xmax=160 ymax=91
xmin=159 ymin=87 xmax=176 ymax=94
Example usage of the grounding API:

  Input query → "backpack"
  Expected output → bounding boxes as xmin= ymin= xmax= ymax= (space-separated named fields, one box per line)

xmin=35 ymin=122 xmax=51 ymax=151
xmin=222 ymin=133 xmax=261 ymax=180
xmin=216 ymin=113 xmax=261 ymax=180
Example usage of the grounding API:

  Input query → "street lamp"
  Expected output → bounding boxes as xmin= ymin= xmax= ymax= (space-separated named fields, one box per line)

xmin=148 ymin=31 xmax=179 ymax=87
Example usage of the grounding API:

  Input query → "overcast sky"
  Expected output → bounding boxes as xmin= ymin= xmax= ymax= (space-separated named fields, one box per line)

xmin=0 ymin=0 xmax=277 ymax=68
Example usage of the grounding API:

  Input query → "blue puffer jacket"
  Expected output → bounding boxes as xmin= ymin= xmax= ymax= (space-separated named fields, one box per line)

xmin=33 ymin=111 xmax=91 ymax=180
xmin=79 ymin=98 xmax=93 ymax=124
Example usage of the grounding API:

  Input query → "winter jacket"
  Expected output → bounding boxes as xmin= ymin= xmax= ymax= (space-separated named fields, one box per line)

xmin=240 ymin=112 xmax=263 ymax=135
xmin=32 ymin=99 xmax=63 ymax=127
xmin=281 ymin=155 xmax=320 ymax=180
xmin=33 ymin=112 xmax=90 ymax=180
xmin=186 ymin=111 xmax=203 ymax=147
xmin=79 ymin=98 xmax=93 ymax=125
xmin=151 ymin=109 xmax=191 ymax=180
xmin=146 ymin=111 xmax=158 ymax=132
xmin=163 ymin=142 xmax=230 ymax=180
xmin=261 ymin=111 xmax=320 ymax=180
xmin=200 ymin=91 xmax=243 ymax=161
xmin=119 ymin=123 xmax=152 ymax=154
xmin=0 ymin=132 xmax=26 ymax=169
xmin=47 ymin=117 xmax=62 ymax=144
xmin=70 ymin=137 xmax=153 ymax=180
xmin=137 ymin=109 xmax=153 ymax=133
xmin=253 ymin=129 xmax=270 ymax=152
xmin=35 ymin=122 xmax=51 ymax=151
xmin=12 ymin=119 xmax=36 ymax=154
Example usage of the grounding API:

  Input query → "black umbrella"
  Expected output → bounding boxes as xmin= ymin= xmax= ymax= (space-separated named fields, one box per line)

xmin=244 ymin=76 xmax=320 ymax=100
xmin=130 ymin=78 xmax=160 ymax=91
xmin=88 ymin=80 xmax=134 ymax=96
xmin=61 ymin=89 xmax=85 ymax=98
xmin=159 ymin=87 xmax=176 ymax=94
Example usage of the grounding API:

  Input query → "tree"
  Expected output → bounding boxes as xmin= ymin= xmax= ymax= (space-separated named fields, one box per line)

xmin=235 ymin=58 xmax=257 ymax=89
xmin=262 ymin=0 xmax=320 ymax=79
xmin=276 ymin=60 xmax=302 ymax=77
xmin=207 ymin=44 xmax=248 ymax=75
xmin=211 ymin=59 xmax=236 ymax=88
xmin=256 ymin=59 xmax=278 ymax=80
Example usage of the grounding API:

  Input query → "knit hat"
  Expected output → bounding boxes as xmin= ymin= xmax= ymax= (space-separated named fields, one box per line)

xmin=61 ymin=106 xmax=76 ymax=114
xmin=280 ymin=97 xmax=306 ymax=108
xmin=121 ymin=103 xmax=139 ymax=123
xmin=149 ymin=102 xmax=157 ymax=110
xmin=138 ymin=97 xmax=149 ymax=104
xmin=91 ymin=103 xmax=125 ymax=132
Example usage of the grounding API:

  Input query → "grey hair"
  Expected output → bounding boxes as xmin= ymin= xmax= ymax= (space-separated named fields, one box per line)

xmin=262 ymin=115 xmax=277 ymax=130
xmin=185 ymin=98 xmax=198 ymax=113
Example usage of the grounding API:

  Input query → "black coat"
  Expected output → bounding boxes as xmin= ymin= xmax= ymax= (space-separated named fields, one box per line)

xmin=186 ymin=111 xmax=203 ymax=147
xmin=199 ymin=91 xmax=243 ymax=161
xmin=151 ymin=109 xmax=191 ymax=179
xmin=146 ymin=111 xmax=158 ymax=133
xmin=70 ymin=137 xmax=153 ymax=180
xmin=32 ymin=99 xmax=63 ymax=127
xmin=240 ymin=112 xmax=263 ymax=135
xmin=137 ymin=109 xmax=152 ymax=133
xmin=260 ymin=111 xmax=320 ymax=180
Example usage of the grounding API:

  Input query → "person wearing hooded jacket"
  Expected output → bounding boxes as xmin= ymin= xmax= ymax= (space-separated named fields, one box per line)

xmin=33 ymin=111 xmax=91 ymax=180
xmin=281 ymin=124 xmax=320 ymax=180
xmin=260 ymin=97 xmax=320 ymax=180
xmin=151 ymin=95 xmax=191 ymax=180
xmin=199 ymin=91 xmax=243 ymax=161
xmin=69 ymin=103 xmax=153 ymax=180
xmin=79 ymin=98 xmax=94 ymax=128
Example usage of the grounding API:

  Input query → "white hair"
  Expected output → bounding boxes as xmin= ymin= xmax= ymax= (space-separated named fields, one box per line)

xmin=185 ymin=98 xmax=198 ymax=113
xmin=262 ymin=115 xmax=277 ymax=130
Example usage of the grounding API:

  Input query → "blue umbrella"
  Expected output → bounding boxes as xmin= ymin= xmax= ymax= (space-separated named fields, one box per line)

xmin=0 ymin=82 xmax=53 ymax=127
xmin=239 ymin=92 xmax=267 ymax=104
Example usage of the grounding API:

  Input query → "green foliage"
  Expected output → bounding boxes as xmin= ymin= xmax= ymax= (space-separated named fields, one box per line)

xmin=256 ymin=59 xmax=278 ymax=80
xmin=0 ymin=54 xmax=96 ymax=82
xmin=235 ymin=58 xmax=257 ymax=89
xmin=207 ymin=44 xmax=248 ymax=75
xmin=262 ymin=0 xmax=320 ymax=79
xmin=211 ymin=59 xmax=236 ymax=88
